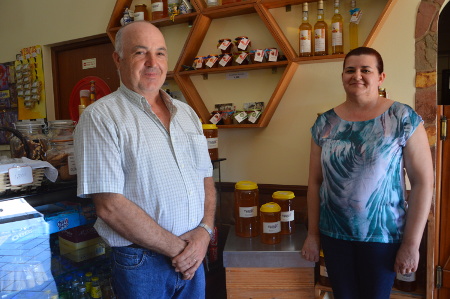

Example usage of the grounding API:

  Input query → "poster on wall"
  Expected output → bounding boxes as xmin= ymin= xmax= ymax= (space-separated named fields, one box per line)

xmin=15 ymin=45 xmax=46 ymax=120
xmin=0 ymin=61 xmax=18 ymax=144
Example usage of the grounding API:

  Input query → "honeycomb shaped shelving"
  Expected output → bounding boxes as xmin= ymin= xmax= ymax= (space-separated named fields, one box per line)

xmin=106 ymin=0 xmax=397 ymax=128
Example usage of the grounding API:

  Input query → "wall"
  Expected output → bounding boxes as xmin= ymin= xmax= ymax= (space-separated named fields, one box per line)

xmin=0 ymin=0 xmax=422 ymax=185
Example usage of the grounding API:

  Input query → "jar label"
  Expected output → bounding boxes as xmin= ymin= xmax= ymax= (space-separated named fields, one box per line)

xmin=254 ymin=49 xmax=265 ymax=62
xmin=332 ymin=22 xmax=343 ymax=46
xmin=268 ymin=48 xmax=278 ymax=62
xmin=281 ymin=210 xmax=294 ymax=222
xmin=263 ymin=221 xmax=281 ymax=233
xmin=235 ymin=52 xmax=248 ymax=65
xmin=209 ymin=113 xmax=221 ymax=124
xmin=234 ymin=111 xmax=248 ymax=123
xmin=314 ymin=29 xmax=326 ymax=52
xmin=299 ymin=30 xmax=312 ymax=53
xmin=320 ymin=265 xmax=328 ymax=277
xmin=68 ymin=155 xmax=77 ymax=175
xmin=247 ymin=111 xmax=261 ymax=123
xmin=219 ymin=54 xmax=232 ymax=67
xmin=206 ymin=137 xmax=218 ymax=149
xmin=239 ymin=206 xmax=257 ymax=218
xmin=134 ymin=11 xmax=145 ymax=21
xmin=396 ymin=272 xmax=416 ymax=282
xmin=238 ymin=38 xmax=250 ymax=50
xmin=206 ymin=56 xmax=218 ymax=68
xmin=152 ymin=2 xmax=164 ymax=12
xmin=219 ymin=40 xmax=231 ymax=51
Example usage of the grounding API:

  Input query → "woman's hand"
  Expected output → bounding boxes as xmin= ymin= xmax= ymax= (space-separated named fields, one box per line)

xmin=394 ymin=244 xmax=420 ymax=274
xmin=301 ymin=234 xmax=320 ymax=262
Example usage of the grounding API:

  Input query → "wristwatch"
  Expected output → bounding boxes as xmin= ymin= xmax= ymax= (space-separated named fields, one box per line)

xmin=198 ymin=223 xmax=214 ymax=238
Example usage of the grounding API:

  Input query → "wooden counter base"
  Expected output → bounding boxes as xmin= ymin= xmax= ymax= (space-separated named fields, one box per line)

xmin=226 ymin=267 xmax=314 ymax=299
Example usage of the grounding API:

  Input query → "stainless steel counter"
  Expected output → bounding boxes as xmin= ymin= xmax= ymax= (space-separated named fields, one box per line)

xmin=223 ymin=225 xmax=315 ymax=268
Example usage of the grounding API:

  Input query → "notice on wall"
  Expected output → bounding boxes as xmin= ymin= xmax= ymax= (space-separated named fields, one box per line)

xmin=16 ymin=45 xmax=47 ymax=120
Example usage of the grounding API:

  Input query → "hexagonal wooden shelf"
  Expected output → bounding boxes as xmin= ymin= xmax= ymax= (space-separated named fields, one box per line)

xmin=106 ymin=0 xmax=397 ymax=128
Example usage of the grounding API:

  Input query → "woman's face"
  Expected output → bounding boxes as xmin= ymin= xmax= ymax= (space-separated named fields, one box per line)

xmin=342 ymin=54 xmax=385 ymax=98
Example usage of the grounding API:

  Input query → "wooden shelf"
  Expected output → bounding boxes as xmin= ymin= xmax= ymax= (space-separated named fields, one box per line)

xmin=106 ymin=0 xmax=398 ymax=128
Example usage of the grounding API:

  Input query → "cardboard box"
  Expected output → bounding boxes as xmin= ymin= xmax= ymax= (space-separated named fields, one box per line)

xmin=55 ymin=201 xmax=97 ymax=225
xmin=57 ymin=224 xmax=99 ymax=243
xmin=58 ymin=236 xmax=101 ymax=251
xmin=59 ymin=242 xmax=106 ymax=262
xmin=33 ymin=204 xmax=80 ymax=234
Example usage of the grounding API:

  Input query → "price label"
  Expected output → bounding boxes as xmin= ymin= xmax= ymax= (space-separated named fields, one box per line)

xmin=226 ymin=72 xmax=249 ymax=80
xmin=8 ymin=166 xmax=33 ymax=186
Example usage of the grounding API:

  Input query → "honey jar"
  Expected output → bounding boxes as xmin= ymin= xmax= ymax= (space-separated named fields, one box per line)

xmin=151 ymin=0 xmax=168 ymax=20
xmin=234 ymin=51 xmax=250 ymax=65
xmin=272 ymin=191 xmax=295 ymax=235
xmin=319 ymin=249 xmax=331 ymax=287
xmin=234 ymin=36 xmax=251 ymax=51
xmin=134 ymin=4 xmax=148 ymax=21
xmin=202 ymin=124 xmax=218 ymax=160
xmin=234 ymin=181 xmax=259 ymax=238
xmin=193 ymin=56 xmax=205 ymax=69
xmin=218 ymin=53 xmax=233 ymax=67
xmin=260 ymin=202 xmax=281 ymax=244
xmin=205 ymin=54 xmax=219 ymax=68
xmin=217 ymin=39 xmax=234 ymax=54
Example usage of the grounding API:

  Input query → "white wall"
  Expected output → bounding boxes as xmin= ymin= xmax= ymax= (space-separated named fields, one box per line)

xmin=0 ymin=0 xmax=425 ymax=185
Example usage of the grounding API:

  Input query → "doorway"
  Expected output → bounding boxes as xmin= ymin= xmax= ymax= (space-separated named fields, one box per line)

xmin=51 ymin=34 xmax=120 ymax=120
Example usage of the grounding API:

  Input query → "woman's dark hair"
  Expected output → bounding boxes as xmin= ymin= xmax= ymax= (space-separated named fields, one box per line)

xmin=343 ymin=47 xmax=384 ymax=74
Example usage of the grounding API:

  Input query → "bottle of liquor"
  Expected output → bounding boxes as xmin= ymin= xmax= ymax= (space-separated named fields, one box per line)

xmin=349 ymin=0 xmax=361 ymax=50
xmin=331 ymin=0 xmax=344 ymax=54
xmin=299 ymin=2 xmax=313 ymax=57
xmin=314 ymin=0 xmax=328 ymax=56
xmin=90 ymin=80 xmax=96 ymax=104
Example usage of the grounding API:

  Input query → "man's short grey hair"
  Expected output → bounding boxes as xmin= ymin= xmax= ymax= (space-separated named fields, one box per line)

xmin=115 ymin=21 xmax=152 ymax=58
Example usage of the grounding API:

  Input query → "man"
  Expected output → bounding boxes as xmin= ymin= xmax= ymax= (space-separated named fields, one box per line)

xmin=74 ymin=21 xmax=216 ymax=299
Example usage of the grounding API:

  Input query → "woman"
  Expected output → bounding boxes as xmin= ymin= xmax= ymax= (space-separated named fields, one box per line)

xmin=301 ymin=47 xmax=433 ymax=299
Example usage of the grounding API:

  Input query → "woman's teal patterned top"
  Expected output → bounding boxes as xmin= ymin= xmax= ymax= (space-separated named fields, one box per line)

xmin=311 ymin=102 xmax=422 ymax=243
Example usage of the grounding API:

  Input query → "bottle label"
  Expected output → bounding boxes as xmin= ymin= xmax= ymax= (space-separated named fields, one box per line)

xmin=320 ymin=265 xmax=329 ymax=277
xmin=300 ymin=30 xmax=312 ymax=53
xmin=206 ymin=137 xmax=218 ymax=149
xmin=263 ymin=221 xmax=281 ymax=233
xmin=239 ymin=206 xmax=257 ymax=218
xmin=134 ymin=11 xmax=145 ymax=21
xmin=68 ymin=155 xmax=77 ymax=175
xmin=332 ymin=22 xmax=343 ymax=46
xmin=396 ymin=272 xmax=416 ymax=282
xmin=152 ymin=2 xmax=164 ymax=12
xmin=314 ymin=29 xmax=326 ymax=52
xmin=281 ymin=210 xmax=294 ymax=222
xmin=350 ymin=8 xmax=363 ymax=24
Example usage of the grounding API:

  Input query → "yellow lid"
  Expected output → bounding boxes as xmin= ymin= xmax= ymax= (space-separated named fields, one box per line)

xmin=85 ymin=272 xmax=92 ymax=277
xmin=202 ymin=124 xmax=218 ymax=130
xmin=272 ymin=191 xmax=295 ymax=200
xmin=92 ymin=277 xmax=99 ymax=282
xmin=235 ymin=180 xmax=258 ymax=190
xmin=320 ymin=249 xmax=324 ymax=257
xmin=260 ymin=202 xmax=281 ymax=213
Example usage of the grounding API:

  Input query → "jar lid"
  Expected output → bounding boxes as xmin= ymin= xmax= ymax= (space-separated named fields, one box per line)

xmin=202 ymin=124 xmax=218 ymax=130
xmin=320 ymin=249 xmax=324 ymax=257
xmin=235 ymin=180 xmax=258 ymax=190
xmin=272 ymin=191 xmax=295 ymax=200
xmin=260 ymin=202 xmax=281 ymax=213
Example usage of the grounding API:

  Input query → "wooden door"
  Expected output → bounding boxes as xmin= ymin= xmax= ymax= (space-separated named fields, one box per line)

xmin=437 ymin=105 xmax=450 ymax=298
xmin=51 ymin=34 xmax=120 ymax=120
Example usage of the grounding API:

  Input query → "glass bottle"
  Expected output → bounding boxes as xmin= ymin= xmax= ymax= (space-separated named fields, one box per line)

xmin=260 ymin=202 xmax=281 ymax=245
xmin=299 ymin=2 xmax=313 ymax=57
xmin=234 ymin=181 xmax=259 ymax=238
xmin=202 ymin=124 xmax=219 ymax=160
xmin=151 ymin=0 xmax=168 ymax=20
xmin=10 ymin=121 xmax=48 ymax=160
xmin=349 ymin=0 xmax=360 ymax=50
xmin=90 ymin=277 xmax=103 ymax=299
xmin=272 ymin=191 xmax=295 ymax=235
xmin=90 ymin=80 xmax=97 ymax=104
xmin=84 ymin=272 xmax=93 ymax=294
xmin=314 ymin=0 xmax=328 ymax=56
xmin=331 ymin=0 xmax=344 ymax=54
xmin=77 ymin=285 xmax=90 ymax=299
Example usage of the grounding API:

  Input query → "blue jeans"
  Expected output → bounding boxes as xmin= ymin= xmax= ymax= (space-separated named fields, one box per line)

xmin=111 ymin=246 xmax=205 ymax=299
xmin=321 ymin=234 xmax=400 ymax=299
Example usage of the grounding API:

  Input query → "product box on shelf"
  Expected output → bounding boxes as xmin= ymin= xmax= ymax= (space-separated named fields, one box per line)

xmin=34 ymin=204 xmax=80 ymax=234
xmin=55 ymin=200 xmax=97 ymax=225
xmin=57 ymin=224 xmax=99 ymax=243
xmin=0 ymin=198 xmax=58 ymax=298
xmin=59 ymin=242 xmax=106 ymax=263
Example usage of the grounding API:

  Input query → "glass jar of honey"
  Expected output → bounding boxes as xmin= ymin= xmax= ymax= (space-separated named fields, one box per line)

xmin=218 ymin=53 xmax=233 ymax=67
xmin=202 ymin=124 xmax=218 ymax=160
xmin=272 ymin=191 xmax=295 ymax=235
xmin=260 ymin=202 xmax=281 ymax=245
xmin=151 ymin=0 xmax=168 ymax=20
xmin=134 ymin=4 xmax=148 ymax=21
xmin=217 ymin=39 xmax=234 ymax=54
xmin=234 ymin=181 xmax=259 ymax=238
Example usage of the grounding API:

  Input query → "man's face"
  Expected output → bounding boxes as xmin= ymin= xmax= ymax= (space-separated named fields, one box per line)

xmin=114 ymin=23 xmax=168 ymax=97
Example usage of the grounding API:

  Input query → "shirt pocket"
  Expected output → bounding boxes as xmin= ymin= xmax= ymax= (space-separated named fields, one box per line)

xmin=186 ymin=134 xmax=211 ymax=173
